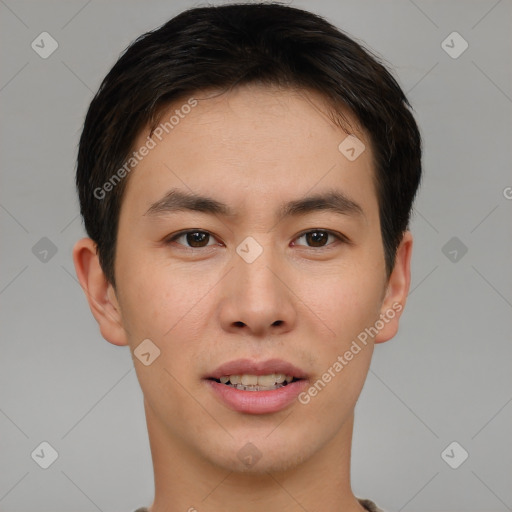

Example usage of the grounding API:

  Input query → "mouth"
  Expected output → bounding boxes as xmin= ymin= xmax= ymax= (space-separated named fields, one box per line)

xmin=209 ymin=373 xmax=300 ymax=391
xmin=205 ymin=359 xmax=308 ymax=414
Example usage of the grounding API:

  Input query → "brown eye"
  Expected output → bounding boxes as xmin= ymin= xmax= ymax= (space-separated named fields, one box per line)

xmin=305 ymin=231 xmax=329 ymax=247
xmin=168 ymin=230 xmax=216 ymax=248
xmin=294 ymin=230 xmax=343 ymax=248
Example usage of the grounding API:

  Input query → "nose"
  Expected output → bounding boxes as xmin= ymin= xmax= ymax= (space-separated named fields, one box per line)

xmin=218 ymin=240 xmax=298 ymax=337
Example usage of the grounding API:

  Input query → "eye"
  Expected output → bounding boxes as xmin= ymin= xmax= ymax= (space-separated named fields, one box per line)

xmin=292 ymin=229 xmax=347 ymax=248
xmin=164 ymin=228 xmax=348 ymax=250
xmin=166 ymin=230 xmax=220 ymax=248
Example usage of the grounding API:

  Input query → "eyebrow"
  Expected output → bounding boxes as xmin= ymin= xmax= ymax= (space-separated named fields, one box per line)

xmin=144 ymin=188 xmax=364 ymax=222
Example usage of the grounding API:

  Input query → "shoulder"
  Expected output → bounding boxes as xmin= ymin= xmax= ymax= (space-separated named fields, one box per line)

xmin=135 ymin=501 xmax=386 ymax=512
xmin=358 ymin=498 xmax=388 ymax=512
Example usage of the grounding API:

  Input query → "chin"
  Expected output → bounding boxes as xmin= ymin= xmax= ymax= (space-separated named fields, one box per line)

xmin=203 ymin=432 xmax=316 ymax=475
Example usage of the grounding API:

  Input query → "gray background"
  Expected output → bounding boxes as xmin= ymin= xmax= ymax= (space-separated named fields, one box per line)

xmin=1 ymin=0 xmax=511 ymax=511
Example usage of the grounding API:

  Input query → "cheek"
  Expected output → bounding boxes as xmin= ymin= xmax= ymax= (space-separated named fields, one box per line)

xmin=117 ymin=261 xmax=224 ymax=393
xmin=117 ymin=247 xmax=211 ymax=338
xmin=298 ymin=265 xmax=384 ymax=344
xmin=118 ymin=262 xmax=212 ymax=407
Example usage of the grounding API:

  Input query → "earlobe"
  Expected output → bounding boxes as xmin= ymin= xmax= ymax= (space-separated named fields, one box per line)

xmin=72 ymin=237 xmax=129 ymax=347
xmin=374 ymin=231 xmax=413 ymax=344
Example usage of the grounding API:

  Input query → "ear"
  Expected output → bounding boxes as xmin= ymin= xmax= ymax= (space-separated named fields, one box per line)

xmin=374 ymin=231 xmax=413 ymax=344
xmin=72 ymin=237 xmax=129 ymax=346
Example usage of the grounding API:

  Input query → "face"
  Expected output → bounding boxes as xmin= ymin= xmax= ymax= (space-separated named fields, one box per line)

xmin=93 ymin=85 xmax=409 ymax=473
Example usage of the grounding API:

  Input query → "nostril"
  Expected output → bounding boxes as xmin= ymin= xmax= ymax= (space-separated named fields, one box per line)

xmin=272 ymin=320 xmax=283 ymax=327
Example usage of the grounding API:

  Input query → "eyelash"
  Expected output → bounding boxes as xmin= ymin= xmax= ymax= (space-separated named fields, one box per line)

xmin=164 ymin=229 xmax=350 ymax=250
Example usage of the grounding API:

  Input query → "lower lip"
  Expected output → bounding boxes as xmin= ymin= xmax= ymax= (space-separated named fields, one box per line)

xmin=206 ymin=379 xmax=308 ymax=414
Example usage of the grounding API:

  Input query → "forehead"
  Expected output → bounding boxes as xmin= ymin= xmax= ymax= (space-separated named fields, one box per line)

xmin=120 ymin=84 xmax=378 ymax=222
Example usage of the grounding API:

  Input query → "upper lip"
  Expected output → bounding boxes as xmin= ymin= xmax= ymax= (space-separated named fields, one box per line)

xmin=207 ymin=358 xmax=308 ymax=380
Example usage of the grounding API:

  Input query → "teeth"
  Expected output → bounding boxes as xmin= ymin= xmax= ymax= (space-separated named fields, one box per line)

xmin=241 ymin=375 xmax=258 ymax=386
xmin=275 ymin=373 xmax=286 ymax=384
xmin=257 ymin=374 xmax=278 ymax=387
xmin=218 ymin=373 xmax=295 ymax=387
xmin=230 ymin=375 xmax=242 ymax=385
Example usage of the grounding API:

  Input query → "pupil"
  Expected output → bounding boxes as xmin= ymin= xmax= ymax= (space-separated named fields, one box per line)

xmin=306 ymin=231 xmax=327 ymax=247
xmin=188 ymin=232 xmax=208 ymax=247
xmin=185 ymin=231 xmax=328 ymax=248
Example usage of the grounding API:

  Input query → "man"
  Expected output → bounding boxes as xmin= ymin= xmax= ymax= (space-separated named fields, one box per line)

xmin=73 ymin=3 xmax=422 ymax=511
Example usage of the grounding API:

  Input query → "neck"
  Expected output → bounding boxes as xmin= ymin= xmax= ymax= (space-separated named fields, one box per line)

xmin=145 ymin=401 xmax=366 ymax=512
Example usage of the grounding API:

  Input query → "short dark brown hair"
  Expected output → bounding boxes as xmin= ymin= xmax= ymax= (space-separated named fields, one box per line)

xmin=76 ymin=2 xmax=422 ymax=288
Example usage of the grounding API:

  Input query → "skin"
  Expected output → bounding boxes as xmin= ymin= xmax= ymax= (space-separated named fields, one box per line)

xmin=73 ymin=84 xmax=412 ymax=512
